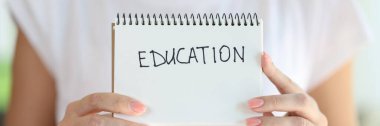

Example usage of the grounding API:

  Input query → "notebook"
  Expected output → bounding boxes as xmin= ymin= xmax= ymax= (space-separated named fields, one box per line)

xmin=112 ymin=13 xmax=263 ymax=126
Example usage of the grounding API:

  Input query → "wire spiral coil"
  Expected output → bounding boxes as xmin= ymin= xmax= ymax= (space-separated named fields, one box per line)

xmin=116 ymin=13 xmax=260 ymax=26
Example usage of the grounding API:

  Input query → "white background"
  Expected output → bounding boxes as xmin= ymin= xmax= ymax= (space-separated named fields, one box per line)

xmin=353 ymin=0 xmax=380 ymax=125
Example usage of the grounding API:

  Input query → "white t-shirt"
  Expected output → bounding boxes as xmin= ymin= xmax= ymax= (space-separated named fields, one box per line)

xmin=8 ymin=0 xmax=368 ymax=122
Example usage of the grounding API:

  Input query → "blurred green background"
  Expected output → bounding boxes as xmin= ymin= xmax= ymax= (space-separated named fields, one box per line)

xmin=0 ymin=62 xmax=11 ymax=125
xmin=0 ymin=0 xmax=379 ymax=126
xmin=0 ymin=62 xmax=11 ymax=112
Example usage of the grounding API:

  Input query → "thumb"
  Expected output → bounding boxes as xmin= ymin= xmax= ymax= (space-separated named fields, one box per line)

xmin=261 ymin=52 xmax=303 ymax=94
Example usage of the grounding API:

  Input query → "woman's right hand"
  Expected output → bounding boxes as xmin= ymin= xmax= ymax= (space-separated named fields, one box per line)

xmin=58 ymin=93 xmax=147 ymax=126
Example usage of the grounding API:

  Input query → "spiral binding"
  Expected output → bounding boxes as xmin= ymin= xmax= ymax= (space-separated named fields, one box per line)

xmin=115 ymin=13 xmax=260 ymax=26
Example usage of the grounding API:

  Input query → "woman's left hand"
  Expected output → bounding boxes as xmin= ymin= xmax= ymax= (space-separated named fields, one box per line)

xmin=246 ymin=53 xmax=328 ymax=126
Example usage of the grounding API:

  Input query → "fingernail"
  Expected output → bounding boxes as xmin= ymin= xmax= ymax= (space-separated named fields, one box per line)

xmin=248 ymin=98 xmax=264 ymax=108
xmin=130 ymin=100 xmax=146 ymax=113
xmin=263 ymin=53 xmax=272 ymax=63
xmin=246 ymin=118 xmax=261 ymax=126
xmin=261 ymin=52 xmax=270 ymax=67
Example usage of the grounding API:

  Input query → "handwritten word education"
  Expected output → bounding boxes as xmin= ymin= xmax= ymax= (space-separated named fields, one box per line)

xmin=138 ymin=45 xmax=245 ymax=67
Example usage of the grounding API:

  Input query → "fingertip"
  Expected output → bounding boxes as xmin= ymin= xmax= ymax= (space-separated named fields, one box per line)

xmin=248 ymin=98 xmax=264 ymax=108
xmin=130 ymin=100 xmax=147 ymax=115
xmin=261 ymin=52 xmax=274 ymax=73
xmin=261 ymin=52 xmax=270 ymax=67
xmin=261 ymin=52 xmax=265 ymax=68
xmin=246 ymin=117 xmax=262 ymax=126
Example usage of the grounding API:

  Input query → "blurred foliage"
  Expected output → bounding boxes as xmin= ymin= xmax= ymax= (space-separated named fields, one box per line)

xmin=0 ymin=61 xmax=11 ymax=112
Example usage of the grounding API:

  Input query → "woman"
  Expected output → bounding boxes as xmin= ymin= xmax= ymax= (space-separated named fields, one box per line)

xmin=5 ymin=0 xmax=368 ymax=126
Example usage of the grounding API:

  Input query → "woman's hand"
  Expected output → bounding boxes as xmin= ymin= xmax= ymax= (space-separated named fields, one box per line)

xmin=58 ymin=93 xmax=147 ymax=126
xmin=246 ymin=53 xmax=328 ymax=126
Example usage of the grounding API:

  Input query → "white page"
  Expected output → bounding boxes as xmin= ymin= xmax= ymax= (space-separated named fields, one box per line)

xmin=114 ymin=19 xmax=263 ymax=126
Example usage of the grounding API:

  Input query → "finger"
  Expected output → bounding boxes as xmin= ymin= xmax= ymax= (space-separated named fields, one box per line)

xmin=248 ymin=93 xmax=319 ymax=121
xmin=78 ymin=114 xmax=147 ymax=126
xmin=246 ymin=116 xmax=314 ymax=126
xmin=261 ymin=52 xmax=303 ymax=93
xmin=68 ymin=93 xmax=146 ymax=116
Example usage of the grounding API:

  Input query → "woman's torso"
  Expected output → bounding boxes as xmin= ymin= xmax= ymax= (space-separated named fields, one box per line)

xmin=10 ymin=0 xmax=345 ymax=121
